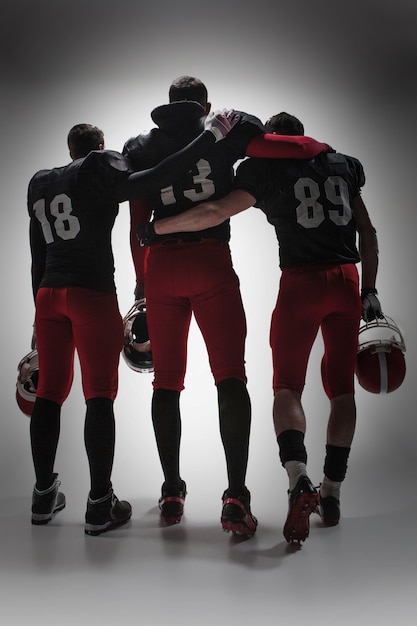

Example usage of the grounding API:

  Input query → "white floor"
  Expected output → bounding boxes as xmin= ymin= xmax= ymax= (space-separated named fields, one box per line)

xmin=2 ymin=347 xmax=416 ymax=626
xmin=1 ymin=470 xmax=416 ymax=626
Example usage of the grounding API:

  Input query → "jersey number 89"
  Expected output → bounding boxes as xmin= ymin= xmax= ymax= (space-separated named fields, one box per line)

xmin=295 ymin=176 xmax=352 ymax=229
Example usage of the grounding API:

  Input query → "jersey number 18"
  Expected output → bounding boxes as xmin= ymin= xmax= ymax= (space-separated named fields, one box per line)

xmin=33 ymin=194 xmax=81 ymax=243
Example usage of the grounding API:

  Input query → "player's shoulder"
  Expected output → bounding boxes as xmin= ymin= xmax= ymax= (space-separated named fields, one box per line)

xmin=28 ymin=163 xmax=69 ymax=191
xmin=315 ymin=150 xmax=362 ymax=171
xmin=123 ymin=131 xmax=152 ymax=153
xmin=330 ymin=151 xmax=362 ymax=166
xmin=234 ymin=110 xmax=265 ymax=132
xmin=333 ymin=151 xmax=365 ymax=177
xmin=222 ymin=110 xmax=265 ymax=156
xmin=83 ymin=149 xmax=133 ymax=174
xmin=29 ymin=168 xmax=52 ymax=187
xmin=316 ymin=151 xmax=365 ymax=188
xmin=123 ymin=129 xmax=162 ymax=164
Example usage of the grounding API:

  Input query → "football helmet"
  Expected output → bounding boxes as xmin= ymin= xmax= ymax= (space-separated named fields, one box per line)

xmin=355 ymin=315 xmax=406 ymax=394
xmin=16 ymin=349 xmax=39 ymax=416
xmin=122 ymin=299 xmax=154 ymax=373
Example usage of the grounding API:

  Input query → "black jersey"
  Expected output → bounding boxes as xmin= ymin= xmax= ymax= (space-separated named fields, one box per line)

xmin=29 ymin=127 xmax=223 ymax=296
xmin=234 ymin=152 xmax=364 ymax=268
xmin=28 ymin=150 xmax=133 ymax=296
xmin=123 ymin=101 xmax=264 ymax=241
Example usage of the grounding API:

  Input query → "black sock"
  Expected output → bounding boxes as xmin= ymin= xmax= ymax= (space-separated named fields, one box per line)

xmin=152 ymin=389 xmax=182 ymax=488
xmin=323 ymin=444 xmax=350 ymax=482
xmin=30 ymin=398 xmax=61 ymax=491
xmin=84 ymin=397 xmax=115 ymax=499
xmin=277 ymin=429 xmax=307 ymax=466
xmin=217 ymin=378 xmax=251 ymax=492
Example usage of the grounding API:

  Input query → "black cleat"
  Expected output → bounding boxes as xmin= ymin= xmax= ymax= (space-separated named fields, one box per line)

xmin=221 ymin=487 xmax=258 ymax=537
xmin=319 ymin=495 xmax=340 ymax=527
xmin=32 ymin=473 xmax=66 ymax=525
xmin=159 ymin=480 xmax=187 ymax=525
xmin=85 ymin=489 xmax=132 ymax=536
xmin=283 ymin=475 xmax=319 ymax=544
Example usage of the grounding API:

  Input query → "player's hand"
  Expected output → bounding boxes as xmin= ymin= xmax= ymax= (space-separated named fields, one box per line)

xmin=204 ymin=109 xmax=241 ymax=142
xmin=361 ymin=288 xmax=383 ymax=322
xmin=137 ymin=221 xmax=159 ymax=247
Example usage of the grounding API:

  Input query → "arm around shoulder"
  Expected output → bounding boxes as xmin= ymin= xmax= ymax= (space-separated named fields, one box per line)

xmin=246 ymin=133 xmax=329 ymax=159
xmin=154 ymin=190 xmax=256 ymax=236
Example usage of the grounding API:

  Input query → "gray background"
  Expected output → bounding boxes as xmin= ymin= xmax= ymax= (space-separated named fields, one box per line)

xmin=1 ymin=1 xmax=416 ymax=624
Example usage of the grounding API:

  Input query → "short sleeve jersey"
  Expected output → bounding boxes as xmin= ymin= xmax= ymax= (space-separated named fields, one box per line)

xmin=28 ymin=150 xmax=133 ymax=296
xmin=123 ymin=101 xmax=264 ymax=241
xmin=234 ymin=152 xmax=365 ymax=268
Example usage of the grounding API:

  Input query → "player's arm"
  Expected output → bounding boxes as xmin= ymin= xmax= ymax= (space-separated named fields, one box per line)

xmin=352 ymin=194 xmax=379 ymax=290
xmin=29 ymin=215 xmax=46 ymax=300
xmin=116 ymin=110 xmax=240 ymax=202
xmin=129 ymin=198 xmax=152 ymax=299
xmin=351 ymin=194 xmax=382 ymax=320
xmin=246 ymin=133 xmax=329 ymax=159
xmin=153 ymin=189 xmax=256 ymax=236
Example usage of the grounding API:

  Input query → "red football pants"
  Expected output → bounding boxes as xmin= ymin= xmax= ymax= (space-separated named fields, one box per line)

xmin=270 ymin=263 xmax=362 ymax=398
xmin=145 ymin=240 xmax=247 ymax=391
xmin=35 ymin=287 xmax=123 ymax=404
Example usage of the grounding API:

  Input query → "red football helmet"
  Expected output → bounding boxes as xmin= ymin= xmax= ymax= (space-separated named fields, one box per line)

xmin=122 ymin=299 xmax=154 ymax=373
xmin=355 ymin=315 xmax=406 ymax=394
xmin=16 ymin=349 xmax=39 ymax=416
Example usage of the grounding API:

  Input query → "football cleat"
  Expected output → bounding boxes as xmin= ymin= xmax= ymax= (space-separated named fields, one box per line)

xmin=32 ymin=473 xmax=66 ymax=525
xmin=16 ymin=349 xmax=39 ymax=417
xmin=319 ymin=495 xmax=340 ymax=527
xmin=355 ymin=315 xmax=406 ymax=394
xmin=283 ymin=475 xmax=319 ymax=544
xmin=85 ymin=489 xmax=132 ymax=536
xmin=159 ymin=480 xmax=187 ymax=525
xmin=221 ymin=488 xmax=258 ymax=537
xmin=122 ymin=298 xmax=154 ymax=373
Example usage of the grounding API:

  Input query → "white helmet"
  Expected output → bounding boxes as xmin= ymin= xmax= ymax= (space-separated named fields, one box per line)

xmin=355 ymin=315 xmax=406 ymax=394
xmin=16 ymin=349 xmax=39 ymax=416
xmin=122 ymin=299 xmax=154 ymax=373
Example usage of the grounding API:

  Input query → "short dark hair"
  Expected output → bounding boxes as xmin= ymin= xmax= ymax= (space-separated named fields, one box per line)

xmin=168 ymin=75 xmax=208 ymax=107
xmin=264 ymin=112 xmax=304 ymax=136
xmin=67 ymin=123 xmax=104 ymax=159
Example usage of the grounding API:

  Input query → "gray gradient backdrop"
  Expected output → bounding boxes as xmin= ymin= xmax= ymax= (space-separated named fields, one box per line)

xmin=1 ymin=1 xmax=416 ymax=624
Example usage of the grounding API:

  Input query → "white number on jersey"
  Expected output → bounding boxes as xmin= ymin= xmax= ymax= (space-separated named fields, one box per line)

xmin=33 ymin=194 xmax=81 ymax=243
xmin=294 ymin=176 xmax=352 ymax=229
xmin=160 ymin=158 xmax=215 ymax=206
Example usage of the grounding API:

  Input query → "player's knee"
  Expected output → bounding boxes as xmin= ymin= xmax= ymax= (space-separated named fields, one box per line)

xmin=217 ymin=377 xmax=250 ymax=413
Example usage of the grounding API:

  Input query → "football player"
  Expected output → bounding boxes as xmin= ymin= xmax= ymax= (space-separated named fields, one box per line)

xmin=27 ymin=112 xmax=238 ymax=535
xmin=123 ymin=76 xmax=329 ymax=536
xmin=139 ymin=111 xmax=382 ymax=543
